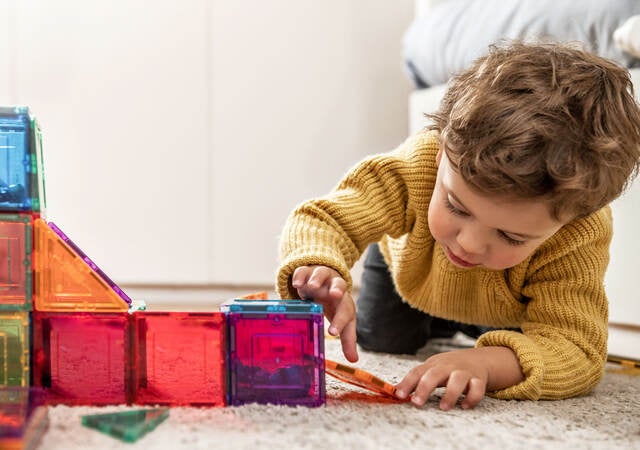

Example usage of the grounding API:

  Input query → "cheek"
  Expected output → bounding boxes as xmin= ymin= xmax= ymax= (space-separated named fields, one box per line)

xmin=427 ymin=198 xmax=452 ymax=242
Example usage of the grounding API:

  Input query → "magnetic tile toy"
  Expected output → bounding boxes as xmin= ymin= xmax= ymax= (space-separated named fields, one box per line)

xmin=224 ymin=299 xmax=325 ymax=407
xmin=0 ymin=214 xmax=34 ymax=311
xmin=32 ymin=312 xmax=130 ymax=405
xmin=81 ymin=408 xmax=169 ymax=443
xmin=325 ymin=359 xmax=402 ymax=399
xmin=0 ymin=106 xmax=46 ymax=213
xmin=0 ymin=387 xmax=48 ymax=450
xmin=132 ymin=312 xmax=226 ymax=406
xmin=33 ymin=219 xmax=128 ymax=312
xmin=0 ymin=311 xmax=30 ymax=387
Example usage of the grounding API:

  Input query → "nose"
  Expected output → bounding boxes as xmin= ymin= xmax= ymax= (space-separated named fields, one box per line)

xmin=455 ymin=223 xmax=488 ymax=258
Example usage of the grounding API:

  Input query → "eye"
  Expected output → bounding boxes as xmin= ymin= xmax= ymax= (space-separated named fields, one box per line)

xmin=499 ymin=231 xmax=526 ymax=246
xmin=444 ymin=198 xmax=469 ymax=217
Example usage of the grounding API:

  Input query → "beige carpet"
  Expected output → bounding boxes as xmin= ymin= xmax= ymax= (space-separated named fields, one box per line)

xmin=39 ymin=335 xmax=640 ymax=450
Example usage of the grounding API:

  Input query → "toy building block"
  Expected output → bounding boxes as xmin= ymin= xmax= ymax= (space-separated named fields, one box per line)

xmin=220 ymin=298 xmax=324 ymax=314
xmin=325 ymin=359 xmax=403 ymax=399
xmin=0 ymin=387 xmax=49 ymax=450
xmin=28 ymin=114 xmax=46 ymax=215
xmin=33 ymin=219 xmax=129 ymax=311
xmin=238 ymin=290 xmax=269 ymax=300
xmin=0 ymin=311 xmax=30 ymax=387
xmin=32 ymin=311 xmax=130 ymax=405
xmin=132 ymin=311 xmax=226 ymax=406
xmin=0 ymin=214 xmax=33 ymax=311
xmin=47 ymin=222 xmax=132 ymax=306
xmin=0 ymin=106 xmax=46 ymax=213
xmin=222 ymin=299 xmax=326 ymax=407
xmin=81 ymin=408 xmax=169 ymax=443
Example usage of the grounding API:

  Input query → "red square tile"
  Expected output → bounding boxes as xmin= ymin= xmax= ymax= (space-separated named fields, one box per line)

xmin=32 ymin=312 xmax=130 ymax=405
xmin=132 ymin=312 xmax=226 ymax=406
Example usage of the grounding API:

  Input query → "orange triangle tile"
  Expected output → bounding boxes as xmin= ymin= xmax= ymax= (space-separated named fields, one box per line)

xmin=33 ymin=219 xmax=128 ymax=312
xmin=239 ymin=291 xmax=269 ymax=300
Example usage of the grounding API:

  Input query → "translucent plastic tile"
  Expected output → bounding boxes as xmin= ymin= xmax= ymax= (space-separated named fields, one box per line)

xmin=238 ymin=290 xmax=269 ymax=300
xmin=0 ymin=311 xmax=30 ymax=387
xmin=0 ymin=214 xmax=33 ymax=311
xmin=325 ymin=359 xmax=401 ymax=399
xmin=28 ymin=117 xmax=47 ymax=215
xmin=0 ymin=387 xmax=48 ymax=450
xmin=227 ymin=310 xmax=325 ymax=407
xmin=33 ymin=219 xmax=128 ymax=312
xmin=81 ymin=408 xmax=169 ymax=443
xmin=48 ymin=222 xmax=132 ymax=306
xmin=0 ymin=106 xmax=45 ymax=213
xmin=0 ymin=108 xmax=31 ymax=211
xmin=32 ymin=312 xmax=130 ymax=405
xmin=220 ymin=298 xmax=323 ymax=314
xmin=132 ymin=312 xmax=226 ymax=406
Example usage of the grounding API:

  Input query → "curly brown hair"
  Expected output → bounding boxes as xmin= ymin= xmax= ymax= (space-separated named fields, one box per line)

xmin=426 ymin=41 xmax=640 ymax=220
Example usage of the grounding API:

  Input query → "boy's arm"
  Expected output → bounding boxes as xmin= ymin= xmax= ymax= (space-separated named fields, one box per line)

xmin=277 ymin=131 xmax=439 ymax=299
xmin=476 ymin=207 xmax=612 ymax=400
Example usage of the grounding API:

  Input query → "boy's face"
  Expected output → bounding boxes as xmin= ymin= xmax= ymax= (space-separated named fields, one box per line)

xmin=428 ymin=150 xmax=565 ymax=270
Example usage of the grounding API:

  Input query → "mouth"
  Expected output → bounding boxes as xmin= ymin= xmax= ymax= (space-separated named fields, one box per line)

xmin=445 ymin=246 xmax=479 ymax=268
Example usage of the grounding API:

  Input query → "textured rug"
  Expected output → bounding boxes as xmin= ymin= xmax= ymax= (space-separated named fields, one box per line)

xmin=39 ymin=335 xmax=640 ymax=450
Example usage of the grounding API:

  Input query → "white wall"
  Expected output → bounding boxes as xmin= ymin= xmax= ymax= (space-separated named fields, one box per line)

xmin=4 ymin=0 xmax=414 ymax=286
xmin=0 ymin=0 xmax=9 ymax=100
xmin=606 ymin=180 xmax=640 ymax=325
xmin=209 ymin=1 xmax=414 ymax=284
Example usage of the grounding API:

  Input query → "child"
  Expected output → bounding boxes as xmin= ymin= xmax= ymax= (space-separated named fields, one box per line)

xmin=276 ymin=42 xmax=640 ymax=410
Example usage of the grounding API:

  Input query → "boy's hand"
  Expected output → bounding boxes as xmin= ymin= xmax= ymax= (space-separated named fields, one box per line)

xmin=394 ymin=346 xmax=523 ymax=410
xmin=291 ymin=265 xmax=358 ymax=362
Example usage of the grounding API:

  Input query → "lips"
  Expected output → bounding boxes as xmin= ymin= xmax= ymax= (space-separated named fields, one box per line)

xmin=445 ymin=246 xmax=479 ymax=268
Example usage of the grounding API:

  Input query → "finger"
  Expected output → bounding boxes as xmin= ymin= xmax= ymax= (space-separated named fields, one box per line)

xmin=291 ymin=266 xmax=311 ymax=290
xmin=319 ymin=277 xmax=346 ymax=320
xmin=306 ymin=267 xmax=334 ymax=300
xmin=293 ymin=267 xmax=330 ymax=300
xmin=412 ymin=368 xmax=447 ymax=407
xmin=327 ymin=292 xmax=355 ymax=336
xmin=439 ymin=370 xmax=470 ymax=411
xmin=394 ymin=365 xmax=428 ymax=400
xmin=460 ymin=377 xmax=486 ymax=410
xmin=307 ymin=266 xmax=334 ymax=289
xmin=339 ymin=318 xmax=359 ymax=362
xmin=328 ymin=276 xmax=347 ymax=299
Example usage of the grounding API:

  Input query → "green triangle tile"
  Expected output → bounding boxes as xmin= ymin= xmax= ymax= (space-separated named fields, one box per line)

xmin=81 ymin=408 xmax=169 ymax=443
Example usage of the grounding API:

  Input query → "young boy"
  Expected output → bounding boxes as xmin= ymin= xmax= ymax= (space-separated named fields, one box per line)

xmin=277 ymin=42 xmax=640 ymax=410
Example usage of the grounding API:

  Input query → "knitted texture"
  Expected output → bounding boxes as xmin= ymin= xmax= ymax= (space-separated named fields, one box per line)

xmin=277 ymin=129 xmax=611 ymax=400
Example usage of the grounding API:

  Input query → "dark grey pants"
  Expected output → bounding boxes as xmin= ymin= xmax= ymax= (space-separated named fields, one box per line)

xmin=355 ymin=243 xmax=486 ymax=354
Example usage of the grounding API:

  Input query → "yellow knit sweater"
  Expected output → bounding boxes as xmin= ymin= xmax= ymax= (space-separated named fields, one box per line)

xmin=277 ymin=130 xmax=610 ymax=400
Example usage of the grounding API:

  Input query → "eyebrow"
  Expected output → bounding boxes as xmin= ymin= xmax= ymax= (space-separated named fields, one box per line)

xmin=447 ymin=191 xmax=543 ymax=240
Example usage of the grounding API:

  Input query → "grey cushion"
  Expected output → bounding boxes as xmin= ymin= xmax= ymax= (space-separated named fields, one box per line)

xmin=403 ymin=0 xmax=640 ymax=87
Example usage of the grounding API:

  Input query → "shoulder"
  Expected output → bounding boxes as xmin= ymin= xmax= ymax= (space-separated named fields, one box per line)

xmin=344 ymin=129 xmax=440 ymax=181
xmin=397 ymin=129 xmax=440 ymax=161
xmin=551 ymin=207 xmax=612 ymax=250
xmin=527 ymin=206 xmax=612 ymax=275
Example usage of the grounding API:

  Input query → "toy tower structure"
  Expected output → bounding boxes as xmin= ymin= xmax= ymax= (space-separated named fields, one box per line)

xmin=0 ymin=106 xmax=46 ymax=388
xmin=0 ymin=105 xmax=326 ymax=447
xmin=0 ymin=106 xmax=49 ymax=450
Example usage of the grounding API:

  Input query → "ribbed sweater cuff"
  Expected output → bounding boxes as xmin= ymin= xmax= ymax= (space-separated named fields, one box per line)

xmin=476 ymin=330 xmax=544 ymax=400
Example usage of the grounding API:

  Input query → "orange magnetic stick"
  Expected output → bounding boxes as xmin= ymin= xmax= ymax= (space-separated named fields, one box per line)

xmin=325 ymin=359 xmax=402 ymax=399
xmin=238 ymin=291 xmax=269 ymax=300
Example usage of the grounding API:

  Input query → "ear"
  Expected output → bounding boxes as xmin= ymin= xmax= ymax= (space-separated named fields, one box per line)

xmin=436 ymin=148 xmax=443 ymax=166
